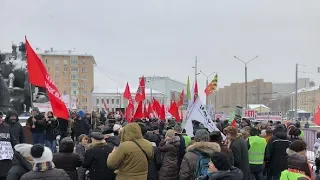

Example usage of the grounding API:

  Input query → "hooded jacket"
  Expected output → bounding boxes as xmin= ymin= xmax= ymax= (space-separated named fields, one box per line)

xmin=7 ymin=151 xmax=33 ymax=180
xmin=5 ymin=113 xmax=25 ymax=144
xmin=179 ymin=142 xmax=221 ymax=180
xmin=107 ymin=123 xmax=153 ymax=180
xmin=280 ymin=153 xmax=311 ymax=180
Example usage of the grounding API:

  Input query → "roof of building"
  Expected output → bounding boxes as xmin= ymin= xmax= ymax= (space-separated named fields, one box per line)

xmin=290 ymin=85 xmax=320 ymax=94
xmin=144 ymin=76 xmax=186 ymax=86
xmin=248 ymin=104 xmax=269 ymax=109
xmin=92 ymin=88 xmax=163 ymax=94
xmin=37 ymin=50 xmax=94 ymax=57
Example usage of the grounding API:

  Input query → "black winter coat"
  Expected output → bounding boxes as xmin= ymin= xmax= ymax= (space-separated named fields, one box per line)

xmin=26 ymin=114 xmax=46 ymax=133
xmin=20 ymin=168 xmax=70 ymax=180
xmin=264 ymin=132 xmax=291 ymax=176
xmin=7 ymin=121 xmax=25 ymax=143
xmin=230 ymin=137 xmax=250 ymax=180
xmin=53 ymin=153 xmax=82 ymax=180
xmin=148 ymin=144 xmax=162 ymax=180
xmin=82 ymin=142 xmax=115 ymax=180
xmin=74 ymin=119 xmax=90 ymax=137
xmin=158 ymin=136 xmax=180 ymax=180
xmin=45 ymin=118 xmax=59 ymax=141
xmin=7 ymin=151 xmax=33 ymax=180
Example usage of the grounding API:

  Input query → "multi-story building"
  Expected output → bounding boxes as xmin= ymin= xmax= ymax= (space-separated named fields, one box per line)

xmin=209 ymin=79 xmax=272 ymax=114
xmin=272 ymin=78 xmax=311 ymax=98
xmin=143 ymin=76 xmax=187 ymax=107
xmin=38 ymin=49 xmax=95 ymax=111
xmin=92 ymin=88 xmax=165 ymax=112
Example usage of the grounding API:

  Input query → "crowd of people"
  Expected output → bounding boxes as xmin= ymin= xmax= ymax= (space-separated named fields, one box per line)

xmin=0 ymin=107 xmax=319 ymax=180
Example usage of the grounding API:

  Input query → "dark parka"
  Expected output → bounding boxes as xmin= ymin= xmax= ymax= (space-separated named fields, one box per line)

xmin=230 ymin=137 xmax=251 ymax=180
xmin=179 ymin=142 xmax=221 ymax=180
xmin=158 ymin=136 xmax=180 ymax=180
xmin=7 ymin=151 xmax=33 ymax=180
xmin=5 ymin=111 xmax=25 ymax=143
xmin=20 ymin=168 xmax=70 ymax=180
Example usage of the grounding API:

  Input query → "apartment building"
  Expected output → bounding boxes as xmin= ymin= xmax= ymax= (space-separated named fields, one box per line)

xmin=209 ymin=79 xmax=272 ymax=114
xmin=290 ymin=86 xmax=320 ymax=116
xmin=38 ymin=49 xmax=96 ymax=111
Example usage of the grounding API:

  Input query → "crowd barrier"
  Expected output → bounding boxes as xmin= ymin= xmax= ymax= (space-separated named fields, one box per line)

xmin=302 ymin=128 xmax=318 ymax=163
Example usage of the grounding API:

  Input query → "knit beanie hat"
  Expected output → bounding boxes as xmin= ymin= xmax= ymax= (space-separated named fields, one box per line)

xmin=194 ymin=129 xmax=210 ymax=142
xmin=286 ymin=140 xmax=307 ymax=155
xmin=30 ymin=144 xmax=53 ymax=164
xmin=211 ymin=152 xmax=231 ymax=171
xmin=32 ymin=107 xmax=40 ymax=113
xmin=14 ymin=143 xmax=33 ymax=158
xmin=166 ymin=129 xmax=175 ymax=138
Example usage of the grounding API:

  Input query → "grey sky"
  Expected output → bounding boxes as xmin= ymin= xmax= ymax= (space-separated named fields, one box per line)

xmin=1 ymin=0 xmax=320 ymax=100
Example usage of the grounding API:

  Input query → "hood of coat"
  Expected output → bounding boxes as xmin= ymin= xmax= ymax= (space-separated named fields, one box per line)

xmin=274 ymin=132 xmax=287 ymax=139
xmin=88 ymin=141 xmax=107 ymax=148
xmin=187 ymin=141 xmax=221 ymax=156
xmin=12 ymin=151 xmax=33 ymax=172
xmin=106 ymin=136 xmax=120 ymax=147
xmin=5 ymin=111 xmax=19 ymax=124
xmin=209 ymin=167 xmax=243 ymax=180
xmin=120 ymin=123 xmax=143 ymax=142
xmin=166 ymin=136 xmax=180 ymax=147
xmin=286 ymin=153 xmax=308 ymax=171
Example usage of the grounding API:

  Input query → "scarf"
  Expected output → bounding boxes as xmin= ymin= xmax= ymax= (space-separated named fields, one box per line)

xmin=33 ymin=161 xmax=55 ymax=172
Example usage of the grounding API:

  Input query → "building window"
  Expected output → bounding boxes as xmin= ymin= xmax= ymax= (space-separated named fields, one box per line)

xmin=71 ymin=67 xmax=78 ymax=72
xmin=63 ymin=60 xmax=68 ymax=65
xmin=71 ymin=74 xmax=79 ymax=80
xmin=102 ymin=99 xmax=104 ymax=104
xmin=45 ymin=59 xmax=48 ymax=64
xmin=116 ymin=99 xmax=120 ymax=104
xmin=82 ymin=98 xmax=87 ymax=103
xmin=72 ymin=90 xmax=77 ymax=95
xmin=82 ymin=75 xmax=86 ymax=80
xmin=81 ymin=67 xmax=86 ymax=72
xmin=111 ymin=99 xmax=114 ymax=104
xmin=83 ymin=106 xmax=87 ymax=110
xmin=64 ymin=75 xmax=68 ymax=80
xmin=81 ymin=83 xmax=86 ymax=88
xmin=55 ymin=74 xmax=59 ymax=79
xmin=55 ymin=66 xmax=59 ymax=71
xmin=96 ymin=99 xmax=99 ymax=104
xmin=54 ymin=60 xmax=59 ymax=65
xmin=71 ymin=60 xmax=78 ymax=64
xmin=63 ymin=67 xmax=68 ymax=72
xmin=106 ymin=99 xmax=109 ymax=104
xmin=82 ymin=60 xmax=86 ymax=64
xmin=82 ymin=90 xmax=87 ymax=95
xmin=71 ymin=82 xmax=78 ymax=87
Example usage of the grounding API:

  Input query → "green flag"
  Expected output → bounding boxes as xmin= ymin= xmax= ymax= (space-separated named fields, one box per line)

xmin=228 ymin=110 xmax=236 ymax=124
xmin=186 ymin=76 xmax=191 ymax=101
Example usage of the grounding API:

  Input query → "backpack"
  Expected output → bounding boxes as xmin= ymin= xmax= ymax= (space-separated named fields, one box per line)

xmin=192 ymin=150 xmax=211 ymax=178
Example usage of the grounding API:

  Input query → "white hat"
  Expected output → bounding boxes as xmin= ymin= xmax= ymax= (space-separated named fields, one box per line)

xmin=14 ymin=144 xmax=33 ymax=158
xmin=30 ymin=144 xmax=53 ymax=164
xmin=113 ymin=124 xmax=122 ymax=132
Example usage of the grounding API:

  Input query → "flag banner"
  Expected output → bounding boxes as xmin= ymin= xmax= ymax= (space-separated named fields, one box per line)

xmin=26 ymin=38 xmax=69 ymax=120
xmin=235 ymin=106 xmax=243 ymax=122
xmin=177 ymin=89 xmax=185 ymax=107
xmin=204 ymin=74 xmax=218 ymax=96
xmin=135 ymin=77 xmax=145 ymax=102
xmin=123 ymin=82 xmax=132 ymax=100
xmin=314 ymin=104 xmax=320 ymax=126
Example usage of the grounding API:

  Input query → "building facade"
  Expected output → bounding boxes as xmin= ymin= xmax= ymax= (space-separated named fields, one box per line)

xmin=209 ymin=79 xmax=272 ymax=114
xmin=290 ymin=86 xmax=320 ymax=117
xmin=38 ymin=49 xmax=96 ymax=111
xmin=272 ymin=78 xmax=311 ymax=98
xmin=143 ymin=76 xmax=187 ymax=107
xmin=92 ymin=88 xmax=165 ymax=112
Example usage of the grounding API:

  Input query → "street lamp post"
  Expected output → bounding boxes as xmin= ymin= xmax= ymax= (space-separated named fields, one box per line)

xmin=234 ymin=55 xmax=259 ymax=109
xmin=200 ymin=70 xmax=216 ymax=105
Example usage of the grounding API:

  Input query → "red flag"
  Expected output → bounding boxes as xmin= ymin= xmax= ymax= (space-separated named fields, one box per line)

xmin=103 ymin=100 xmax=108 ymax=111
xmin=133 ymin=101 xmax=143 ymax=120
xmin=177 ymin=89 xmax=185 ymax=107
xmin=153 ymin=98 xmax=161 ymax=116
xmin=168 ymin=102 xmax=181 ymax=121
xmin=125 ymin=100 xmax=134 ymax=122
xmin=148 ymin=102 xmax=154 ymax=118
xmin=180 ymin=108 xmax=183 ymax=120
xmin=204 ymin=74 xmax=218 ymax=96
xmin=314 ymin=104 xmax=320 ymax=126
xmin=194 ymin=80 xmax=198 ymax=101
xmin=123 ymin=82 xmax=132 ymax=100
xmin=144 ymin=103 xmax=148 ymax=118
xmin=135 ymin=77 xmax=145 ymax=102
xmin=230 ymin=119 xmax=237 ymax=128
xmin=159 ymin=104 xmax=166 ymax=120
xmin=26 ymin=38 xmax=68 ymax=120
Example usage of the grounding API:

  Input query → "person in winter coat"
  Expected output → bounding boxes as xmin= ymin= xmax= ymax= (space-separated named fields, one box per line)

xmin=74 ymin=112 xmax=90 ymax=140
xmin=5 ymin=110 xmax=25 ymax=143
xmin=53 ymin=137 xmax=82 ymax=180
xmin=265 ymin=124 xmax=291 ymax=180
xmin=199 ymin=152 xmax=243 ymax=180
xmin=179 ymin=129 xmax=221 ymax=180
xmin=102 ymin=129 xmax=120 ymax=149
xmin=20 ymin=144 xmax=70 ymax=180
xmin=83 ymin=132 xmax=115 ymax=180
xmin=280 ymin=153 xmax=311 ymax=180
xmin=0 ymin=111 xmax=18 ymax=180
xmin=7 ymin=144 xmax=33 ymax=180
xmin=75 ymin=134 xmax=88 ymax=180
xmin=173 ymin=124 xmax=186 ymax=167
xmin=45 ymin=111 xmax=59 ymax=153
xmin=209 ymin=131 xmax=234 ymax=166
xmin=107 ymin=123 xmax=153 ymax=180
xmin=158 ymin=129 xmax=180 ymax=180
xmin=58 ymin=117 xmax=69 ymax=140
xmin=224 ymin=126 xmax=250 ymax=180
xmin=26 ymin=107 xmax=46 ymax=145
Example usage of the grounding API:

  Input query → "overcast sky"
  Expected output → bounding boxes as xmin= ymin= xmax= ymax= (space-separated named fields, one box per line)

xmin=1 ymin=0 xmax=320 ymax=100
